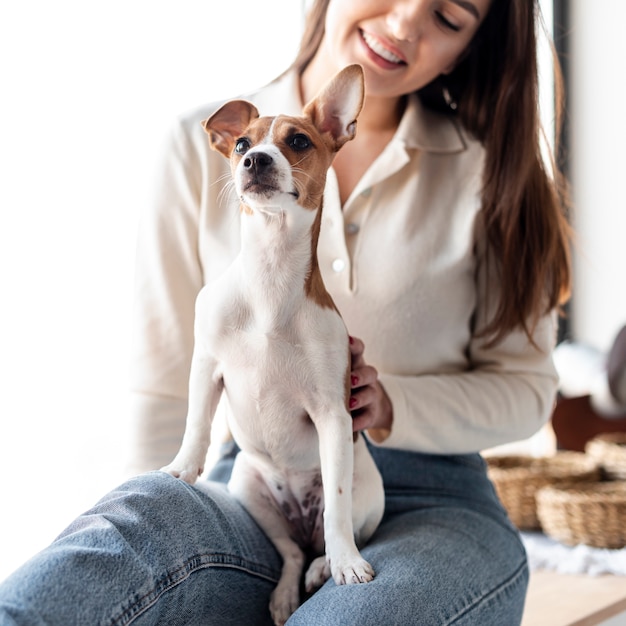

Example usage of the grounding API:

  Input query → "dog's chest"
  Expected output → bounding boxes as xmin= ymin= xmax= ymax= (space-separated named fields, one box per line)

xmin=221 ymin=318 xmax=322 ymax=448
xmin=215 ymin=295 xmax=346 ymax=457
xmin=196 ymin=256 xmax=349 ymax=461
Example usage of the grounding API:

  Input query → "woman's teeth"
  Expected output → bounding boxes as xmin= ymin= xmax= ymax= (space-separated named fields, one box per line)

xmin=361 ymin=31 xmax=404 ymax=64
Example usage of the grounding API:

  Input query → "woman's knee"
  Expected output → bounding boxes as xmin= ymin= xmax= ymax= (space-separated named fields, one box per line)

xmin=73 ymin=472 xmax=280 ymax=564
xmin=57 ymin=472 xmax=218 ymax=544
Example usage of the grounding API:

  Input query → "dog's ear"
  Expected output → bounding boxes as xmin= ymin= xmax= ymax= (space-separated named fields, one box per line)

xmin=202 ymin=100 xmax=260 ymax=158
xmin=303 ymin=64 xmax=364 ymax=152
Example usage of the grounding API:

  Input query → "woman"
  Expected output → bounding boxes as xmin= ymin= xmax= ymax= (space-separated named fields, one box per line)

xmin=0 ymin=0 xmax=570 ymax=624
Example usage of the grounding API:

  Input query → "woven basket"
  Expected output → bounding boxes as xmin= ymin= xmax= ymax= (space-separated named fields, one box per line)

xmin=586 ymin=433 xmax=626 ymax=480
xmin=536 ymin=480 xmax=626 ymax=549
xmin=486 ymin=452 xmax=601 ymax=530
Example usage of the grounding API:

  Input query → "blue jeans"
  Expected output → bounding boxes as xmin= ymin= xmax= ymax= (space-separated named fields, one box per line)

xmin=0 ymin=443 xmax=528 ymax=625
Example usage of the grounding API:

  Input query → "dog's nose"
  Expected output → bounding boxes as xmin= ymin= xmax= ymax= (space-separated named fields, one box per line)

xmin=243 ymin=151 xmax=273 ymax=173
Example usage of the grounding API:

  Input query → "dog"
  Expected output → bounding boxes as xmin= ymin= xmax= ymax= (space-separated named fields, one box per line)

xmin=161 ymin=64 xmax=384 ymax=625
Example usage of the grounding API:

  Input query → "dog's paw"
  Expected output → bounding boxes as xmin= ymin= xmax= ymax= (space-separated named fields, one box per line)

xmin=160 ymin=461 xmax=204 ymax=484
xmin=304 ymin=555 xmax=331 ymax=592
xmin=269 ymin=581 xmax=300 ymax=626
xmin=331 ymin=557 xmax=375 ymax=586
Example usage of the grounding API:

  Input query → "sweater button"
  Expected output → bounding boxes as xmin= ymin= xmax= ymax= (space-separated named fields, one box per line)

xmin=332 ymin=259 xmax=346 ymax=273
xmin=346 ymin=223 xmax=360 ymax=235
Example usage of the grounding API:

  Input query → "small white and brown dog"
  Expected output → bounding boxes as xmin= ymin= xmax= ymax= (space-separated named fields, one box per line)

xmin=161 ymin=64 xmax=384 ymax=625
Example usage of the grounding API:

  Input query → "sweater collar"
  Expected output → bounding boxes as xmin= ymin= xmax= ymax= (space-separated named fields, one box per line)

xmin=397 ymin=93 xmax=466 ymax=154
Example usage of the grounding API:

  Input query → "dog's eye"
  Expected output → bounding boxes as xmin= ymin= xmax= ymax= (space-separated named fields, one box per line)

xmin=234 ymin=138 xmax=251 ymax=155
xmin=288 ymin=133 xmax=311 ymax=152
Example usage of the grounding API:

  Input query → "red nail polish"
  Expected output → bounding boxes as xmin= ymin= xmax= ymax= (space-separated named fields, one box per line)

xmin=351 ymin=375 xmax=359 ymax=387
xmin=349 ymin=397 xmax=358 ymax=408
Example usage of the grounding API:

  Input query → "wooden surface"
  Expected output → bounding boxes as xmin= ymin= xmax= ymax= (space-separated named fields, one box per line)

xmin=522 ymin=570 xmax=626 ymax=626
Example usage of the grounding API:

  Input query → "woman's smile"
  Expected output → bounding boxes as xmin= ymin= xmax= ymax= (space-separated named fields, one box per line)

xmin=359 ymin=29 xmax=407 ymax=67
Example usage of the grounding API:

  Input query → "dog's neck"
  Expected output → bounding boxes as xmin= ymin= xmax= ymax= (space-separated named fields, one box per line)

xmin=238 ymin=200 xmax=324 ymax=328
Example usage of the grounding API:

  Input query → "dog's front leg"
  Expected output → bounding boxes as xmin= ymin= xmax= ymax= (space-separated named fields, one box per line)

xmin=314 ymin=410 xmax=375 ymax=586
xmin=161 ymin=351 xmax=223 ymax=484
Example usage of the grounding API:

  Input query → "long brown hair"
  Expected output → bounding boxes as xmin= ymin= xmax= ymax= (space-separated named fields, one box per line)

xmin=288 ymin=0 xmax=572 ymax=345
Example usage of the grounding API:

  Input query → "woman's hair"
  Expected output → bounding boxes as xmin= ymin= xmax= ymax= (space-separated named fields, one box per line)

xmin=289 ymin=0 xmax=572 ymax=345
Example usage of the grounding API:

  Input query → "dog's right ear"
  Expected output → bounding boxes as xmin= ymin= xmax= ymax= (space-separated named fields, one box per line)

xmin=202 ymin=100 xmax=260 ymax=158
xmin=303 ymin=64 xmax=364 ymax=153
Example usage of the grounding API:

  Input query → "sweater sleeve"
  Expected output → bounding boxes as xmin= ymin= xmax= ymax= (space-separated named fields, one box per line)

xmin=376 ymin=314 xmax=559 ymax=454
xmin=373 ymin=238 xmax=560 ymax=455
xmin=128 ymin=114 xmax=207 ymax=474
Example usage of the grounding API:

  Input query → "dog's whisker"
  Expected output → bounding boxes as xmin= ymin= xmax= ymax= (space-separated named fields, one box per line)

xmin=211 ymin=177 xmax=245 ymax=230
xmin=211 ymin=171 xmax=235 ymax=192
xmin=217 ymin=179 xmax=238 ymax=208
xmin=291 ymin=164 xmax=313 ymax=178
xmin=291 ymin=168 xmax=317 ymax=189
xmin=292 ymin=178 xmax=306 ymax=199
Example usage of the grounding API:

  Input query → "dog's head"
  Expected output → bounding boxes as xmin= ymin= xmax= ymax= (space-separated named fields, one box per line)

xmin=202 ymin=64 xmax=364 ymax=215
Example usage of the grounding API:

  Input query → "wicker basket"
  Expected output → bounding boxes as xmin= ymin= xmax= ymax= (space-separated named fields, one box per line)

xmin=486 ymin=453 xmax=601 ymax=530
xmin=536 ymin=480 xmax=626 ymax=549
xmin=586 ymin=433 xmax=626 ymax=480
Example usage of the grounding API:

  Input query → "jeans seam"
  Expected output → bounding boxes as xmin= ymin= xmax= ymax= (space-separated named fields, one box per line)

xmin=109 ymin=553 xmax=279 ymax=626
xmin=445 ymin=558 xmax=528 ymax=625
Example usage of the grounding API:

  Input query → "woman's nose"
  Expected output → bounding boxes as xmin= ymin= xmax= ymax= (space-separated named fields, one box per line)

xmin=386 ymin=0 xmax=425 ymax=42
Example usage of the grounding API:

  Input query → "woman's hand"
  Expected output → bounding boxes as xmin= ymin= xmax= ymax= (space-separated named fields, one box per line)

xmin=349 ymin=336 xmax=393 ymax=441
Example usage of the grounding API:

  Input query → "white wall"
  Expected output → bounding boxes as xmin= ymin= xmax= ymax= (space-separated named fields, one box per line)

xmin=570 ymin=1 xmax=626 ymax=351
xmin=0 ymin=0 xmax=302 ymax=583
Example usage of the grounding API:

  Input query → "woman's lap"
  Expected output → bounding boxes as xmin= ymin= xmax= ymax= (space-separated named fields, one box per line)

xmin=290 ymin=447 xmax=528 ymax=624
xmin=0 ymin=447 xmax=528 ymax=625
xmin=290 ymin=506 xmax=527 ymax=625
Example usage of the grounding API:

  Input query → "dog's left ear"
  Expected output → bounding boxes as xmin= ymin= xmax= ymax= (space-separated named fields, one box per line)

xmin=303 ymin=64 xmax=364 ymax=152
xmin=202 ymin=100 xmax=260 ymax=158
